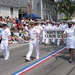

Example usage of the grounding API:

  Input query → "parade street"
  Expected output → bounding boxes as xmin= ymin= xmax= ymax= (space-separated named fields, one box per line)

xmin=0 ymin=43 xmax=75 ymax=75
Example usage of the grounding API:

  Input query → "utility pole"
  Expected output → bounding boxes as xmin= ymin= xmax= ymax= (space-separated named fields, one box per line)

xmin=30 ymin=0 xmax=32 ymax=20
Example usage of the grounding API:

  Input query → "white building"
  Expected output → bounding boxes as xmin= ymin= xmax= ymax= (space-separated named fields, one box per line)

xmin=0 ymin=0 xmax=19 ymax=18
xmin=37 ymin=0 xmax=57 ymax=20
xmin=18 ymin=0 xmax=57 ymax=21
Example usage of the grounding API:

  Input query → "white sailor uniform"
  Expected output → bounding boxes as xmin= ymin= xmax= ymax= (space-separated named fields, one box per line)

xmin=63 ymin=27 xmax=75 ymax=48
xmin=55 ymin=25 xmax=62 ymax=45
xmin=44 ymin=24 xmax=51 ymax=45
xmin=25 ymin=26 xmax=40 ymax=60
xmin=35 ymin=25 xmax=43 ymax=44
xmin=1 ymin=28 xmax=11 ymax=60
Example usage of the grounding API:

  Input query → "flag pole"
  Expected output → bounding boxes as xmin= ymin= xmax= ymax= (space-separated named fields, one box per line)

xmin=30 ymin=0 xmax=32 ymax=20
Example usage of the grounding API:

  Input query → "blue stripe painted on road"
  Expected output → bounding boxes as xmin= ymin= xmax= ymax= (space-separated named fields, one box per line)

xmin=12 ymin=46 xmax=66 ymax=75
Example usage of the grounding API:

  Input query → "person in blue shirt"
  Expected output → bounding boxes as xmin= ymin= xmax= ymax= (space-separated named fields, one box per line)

xmin=0 ymin=23 xmax=3 ymax=43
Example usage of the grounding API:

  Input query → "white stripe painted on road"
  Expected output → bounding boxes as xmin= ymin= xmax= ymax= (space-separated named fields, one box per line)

xmin=9 ymin=43 xmax=28 ymax=49
xmin=12 ymin=46 xmax=66 ymax=75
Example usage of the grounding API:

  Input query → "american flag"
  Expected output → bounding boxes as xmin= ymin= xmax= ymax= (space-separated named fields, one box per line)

xmin=26 ymin=3 xmax=30 ymax=13
xmin=37 ymin=0 xmax=40 ymax=11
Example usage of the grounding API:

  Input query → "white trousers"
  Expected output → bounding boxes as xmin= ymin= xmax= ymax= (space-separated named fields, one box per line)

xmin=42 ymin=30 xmax=46 ymax=43
xmin=39 ymin=37 xmax=43 ymax=44
xmin=56 ymin=39 xmax=61 ymax=45
xmin=1 ymin=40 xmax=9 ymax=58
xmin=26 ymin=39 xmax=39 ymax=59
xmin=45 ymin=38 xmax=51 ymax=44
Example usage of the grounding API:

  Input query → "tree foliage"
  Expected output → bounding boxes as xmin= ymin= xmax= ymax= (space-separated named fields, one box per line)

xmin=57 ymin=0 xmax=75 ymax=19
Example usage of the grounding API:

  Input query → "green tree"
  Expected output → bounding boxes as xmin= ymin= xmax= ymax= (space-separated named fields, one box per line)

xmin=57 ymin=0 xmax=75 ymax=20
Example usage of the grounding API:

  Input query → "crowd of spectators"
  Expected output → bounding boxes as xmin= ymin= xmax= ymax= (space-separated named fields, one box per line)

xmin=0 ymin=16 xmax=30 ymax=44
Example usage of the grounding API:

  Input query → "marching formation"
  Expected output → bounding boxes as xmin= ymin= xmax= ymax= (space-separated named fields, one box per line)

xmin=24 ymin=19 xmax=75 ymax=63
xmin=0 ymin=17 xmax=75 ymax=63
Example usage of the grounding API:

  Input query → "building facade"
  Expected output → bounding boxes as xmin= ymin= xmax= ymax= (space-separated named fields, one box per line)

xmin=18 ymin=0 xmax=57 ymax=21
xmin=29 ymin=0 xmax=57 ymax=20
xmin=41 ymin=0 xmax=57 ymax=20
xmin=0 ymin=0 xmax=57 ymax=20
xmin=0 ymin=0 xmax=19 ymax=18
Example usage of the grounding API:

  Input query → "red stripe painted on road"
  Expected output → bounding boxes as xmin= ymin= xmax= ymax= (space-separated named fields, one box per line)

xmin=16 ymin=47 xmax=66 ymax=75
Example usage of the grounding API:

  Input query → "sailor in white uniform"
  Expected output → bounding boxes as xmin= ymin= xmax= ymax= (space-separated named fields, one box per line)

xmin=62 ymin=22 xmax=75 ymax=63
xmin=24 ymin=23 xmax=30 ymax=41
xmin=61 ymin=21 xmax=68 ymax=30
xmin=25 ymin=21 xmax=40 ymax=61
xmin=44 ymin=20 xmax=51 ymax=45
xmin=55 ymin=23 xmax=62 ymax=45
xmin=50 ymin=22 xmax=56 ymax=43
xmin=34 ymin=21 xmax=43 ymax=44
xmin=40 ymin=22 xmax=46 ymax=44
xmin=0 ymin=24 xmax=11 ymax=60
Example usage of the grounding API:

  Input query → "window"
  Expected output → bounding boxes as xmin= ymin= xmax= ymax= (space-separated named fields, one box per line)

xmin=10 ymin=7 xmax=13 ymax=15
xmin=46 ymin=15 xmax=48 ymax=20
xmin=43 ymin=2 xmax=45 ymax=8
xmin=46 ymin=3 xmax=47 ymax=8
xmin=0 ymin=7 xmax=1 ymax=13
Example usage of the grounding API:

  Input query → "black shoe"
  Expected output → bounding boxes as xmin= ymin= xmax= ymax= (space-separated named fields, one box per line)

xmin=45 ymin=43 xmax=47 ymax=45
xmin=25 ymin=58 xmax=30 ymax=62
xmin=69 ymin=60 xmax=72 ymax=63
xmin=42 ymin=42 xmax=44 ymax=44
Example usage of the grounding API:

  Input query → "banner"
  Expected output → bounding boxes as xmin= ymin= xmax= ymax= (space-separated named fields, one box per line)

xmin=44 ymin=30 xmax=66 ymax=39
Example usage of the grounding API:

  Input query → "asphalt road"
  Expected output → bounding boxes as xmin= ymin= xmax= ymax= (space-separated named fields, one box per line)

xmin=0 ymin=43 xmax=75 ymax=75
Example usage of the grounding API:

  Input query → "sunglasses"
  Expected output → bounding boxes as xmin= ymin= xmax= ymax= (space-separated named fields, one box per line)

xmin=31 ymin=24 xmax=34 ymax=25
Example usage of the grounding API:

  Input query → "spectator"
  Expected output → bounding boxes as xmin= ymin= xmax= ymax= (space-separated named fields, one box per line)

xmin=17 ymin=33 xmax=26 ymax=44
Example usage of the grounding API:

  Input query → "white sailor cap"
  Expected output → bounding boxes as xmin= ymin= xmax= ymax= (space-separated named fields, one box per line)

xmin=29 ymin=20 xmax=35 ymax=24
xmin=68 ymin=21 xmax=73 ymax=25
xmin=71 ymin=19 xmax=75 ymax=23
xmin=41 ymin=20 xmax=44 ymax=23
xmin=26 ymin=23 xmax=29 ymax=26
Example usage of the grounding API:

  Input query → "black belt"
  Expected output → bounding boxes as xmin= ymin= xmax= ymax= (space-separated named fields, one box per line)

xmin=2 ymin=39 xmax=7 ymax=40
xmin=30 ymin=39 xmax=34 ymax=40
